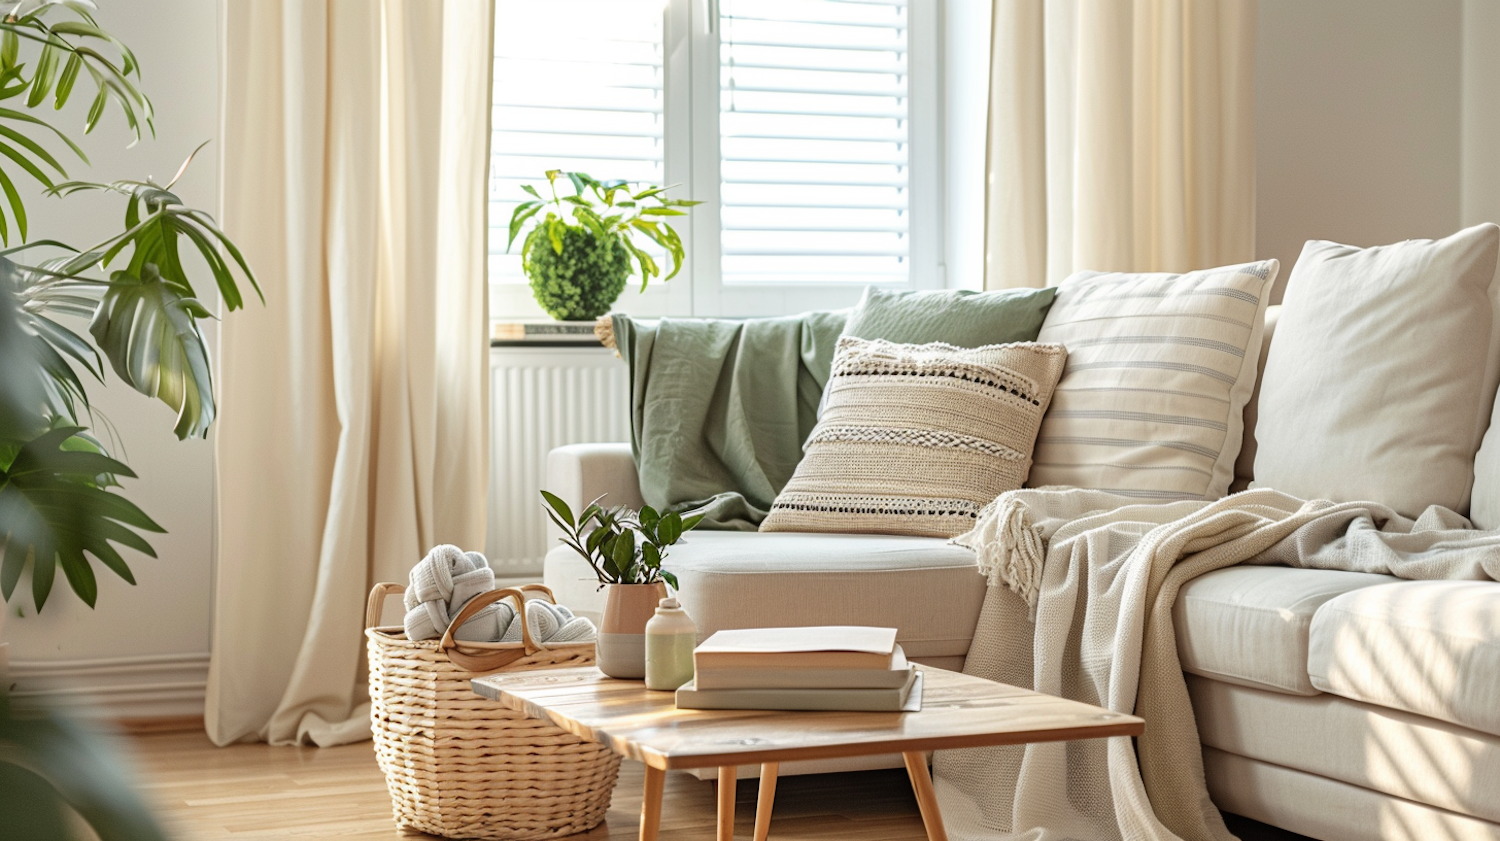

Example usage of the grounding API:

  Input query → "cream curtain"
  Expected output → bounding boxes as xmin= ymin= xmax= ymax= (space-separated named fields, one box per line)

xmin=984 ymin=0 xmax=1257 ymax=289
xmin=207 ymin=0 xmax=493 ymax=746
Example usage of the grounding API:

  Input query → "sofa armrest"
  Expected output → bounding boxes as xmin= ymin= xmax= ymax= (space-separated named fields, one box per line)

xmin=545 ymin=444 xmax=644 ymax=540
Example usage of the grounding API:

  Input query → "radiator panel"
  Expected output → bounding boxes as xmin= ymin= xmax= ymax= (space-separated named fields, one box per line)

xmin=488 ymin=345 xmax=630 ymax=570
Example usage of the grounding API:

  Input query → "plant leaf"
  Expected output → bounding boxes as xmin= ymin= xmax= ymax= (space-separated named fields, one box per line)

xmin=89 ymin=265 xmax=215 ymax=439
xmin=0 ymin=425 xmax=162 ymax=611
xmin=540 ymin=489 xmax=575 ymax=528
xmin=658 ymin=511 xmax=682 ymax=545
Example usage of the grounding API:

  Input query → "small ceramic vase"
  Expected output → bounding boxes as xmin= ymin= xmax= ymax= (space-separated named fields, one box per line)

xmin=596 ymin=582 xmax=668 ymax=679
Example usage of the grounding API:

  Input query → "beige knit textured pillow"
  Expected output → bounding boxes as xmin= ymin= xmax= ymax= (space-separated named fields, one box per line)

xmin=761 ymin=337 xmax=1067 ymax=538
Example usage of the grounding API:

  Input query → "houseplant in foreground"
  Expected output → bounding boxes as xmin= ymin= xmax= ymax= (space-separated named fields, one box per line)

xmin=0 ymin=2 xmax=258 ymax=620
xmin=541 ymin=490 xmax=702 ymax=678
xmin=508 ymin=170 xmax=699 ymax=321
xmin=1 ymin=3 xmax=254 ymax=837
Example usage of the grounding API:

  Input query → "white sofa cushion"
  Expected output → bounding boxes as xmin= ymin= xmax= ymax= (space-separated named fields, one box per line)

xmin=1309 ymin=580 xmax=1500 ymax=738
xmin=1190 ymin=675 xmax=1500 ymax=823
xmin=1252 ymin=224 xmax=1500 ymax=518
xmin=546 ymin=530 xmax=986 ymax=662
xmin=1029 ymin=260 xmax=1279 ymax=501
xmin=1173 ymin=566 xmax=1397 ymax=695
xmin=1230 ymin=306 xmax=1279 ymax=492
xmin=1203 ymin=748 xmax=1500 ymax=841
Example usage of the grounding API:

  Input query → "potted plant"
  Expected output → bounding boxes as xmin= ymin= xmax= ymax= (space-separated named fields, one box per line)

xmin=507 ymin=170 xmax=699 ymax=321
xmin=540 ymin=491 xmax=701 ymax=678
xmin=0 ymin=4 xmax=256 ymax=650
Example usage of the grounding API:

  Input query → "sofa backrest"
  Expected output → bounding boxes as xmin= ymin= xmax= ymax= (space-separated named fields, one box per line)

xmin=1230 ymin=305 xmax=1281 ymax=492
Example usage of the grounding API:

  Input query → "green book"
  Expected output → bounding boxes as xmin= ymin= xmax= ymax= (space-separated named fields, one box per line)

xmin=675 ymin=670 xmax=922 ymax=712
xmin=693 ymin=648 xmax=912 ymax=691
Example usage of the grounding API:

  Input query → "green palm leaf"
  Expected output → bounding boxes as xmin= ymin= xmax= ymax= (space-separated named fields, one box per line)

xmin=88 ymin=264 xmax=214 ymax=439
xmin=0 ymin=425 xmax=163 ymax=611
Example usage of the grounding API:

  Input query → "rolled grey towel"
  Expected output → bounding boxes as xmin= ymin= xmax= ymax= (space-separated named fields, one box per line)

xmin=500 ymin=600 xmax=597 ymax=644
xmin=403 ymin=545 xmax=513 ymax=641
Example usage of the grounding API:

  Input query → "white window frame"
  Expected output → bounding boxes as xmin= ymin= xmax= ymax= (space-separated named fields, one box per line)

xmin=489 ymin=0 xmax=955 ymax=320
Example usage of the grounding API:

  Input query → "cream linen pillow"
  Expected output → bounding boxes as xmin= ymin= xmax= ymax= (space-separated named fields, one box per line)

xmin=761 ymin=337 xmax=1067 ymax=538
xmin=1473 ymin=400 xmax=1500 ymax=529
xmin=1027 ymin=260 xmax=1280 ymax=501
xmin=1252 ymin=224 xmax=1500 ymax=518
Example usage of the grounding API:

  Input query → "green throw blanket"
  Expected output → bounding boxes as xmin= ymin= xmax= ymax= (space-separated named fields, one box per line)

xmin=609 ymin=311 xmax=848 ymax=530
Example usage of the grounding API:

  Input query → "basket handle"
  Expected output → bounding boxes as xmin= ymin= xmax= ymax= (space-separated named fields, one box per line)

xmin=439 ymin=586 xmax=552 ymax=672
xmin=366 ymin=582 xmax=406 ymax=630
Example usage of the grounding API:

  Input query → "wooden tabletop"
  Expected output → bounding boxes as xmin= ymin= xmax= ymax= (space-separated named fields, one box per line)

xmin=472 ymin=665 xmax=1143 ymax=771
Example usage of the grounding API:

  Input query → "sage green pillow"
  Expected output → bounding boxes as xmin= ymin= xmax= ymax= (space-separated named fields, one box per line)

xmin=841 ymin=286 xmax=1057 ymax=348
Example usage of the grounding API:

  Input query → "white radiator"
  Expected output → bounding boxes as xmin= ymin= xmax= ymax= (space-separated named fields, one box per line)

xmin=487 ymin=345 xmax=631 ymax=570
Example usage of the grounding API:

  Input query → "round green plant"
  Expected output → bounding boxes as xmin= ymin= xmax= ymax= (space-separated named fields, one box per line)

xmin=508 ymin=170 xmax=699 ymax=320
xmin=524 ymin=223 xmax=631 ymax=321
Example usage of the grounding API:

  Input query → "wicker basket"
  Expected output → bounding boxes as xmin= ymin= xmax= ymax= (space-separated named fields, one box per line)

xmin=365 ymin=582 xmax=621 ymax=840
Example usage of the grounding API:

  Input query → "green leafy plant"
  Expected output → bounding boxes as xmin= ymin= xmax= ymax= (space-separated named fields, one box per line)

xmin=540 ymin=490 xmax=703 ymax=590
xmin=0 ymin=2 xmax=259 ymax=613
xmin=507 ymin=170 xmax=699 ymax=321
xmin=0 ymin=692 xmax=172 ymax=841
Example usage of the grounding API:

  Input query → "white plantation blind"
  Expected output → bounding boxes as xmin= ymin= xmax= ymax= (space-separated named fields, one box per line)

xmin=489 ymin=0 xmax=666 ymax=285
xmin=719 ymin=0 xmax=911 ymax=286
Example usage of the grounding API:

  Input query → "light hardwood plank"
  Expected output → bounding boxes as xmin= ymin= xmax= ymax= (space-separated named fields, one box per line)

xmin=126 ymin=729 xmax=931 ymax=841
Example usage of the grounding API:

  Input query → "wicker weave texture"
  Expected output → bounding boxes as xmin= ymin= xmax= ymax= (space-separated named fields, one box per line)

xmin=367 ymin=627 xmax=621 ymax=840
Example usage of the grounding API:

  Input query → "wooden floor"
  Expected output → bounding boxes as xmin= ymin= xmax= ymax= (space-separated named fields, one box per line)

xmin=130 ymin=730 xmax=929 ymax=841
xmin=127 ymin=730 xmax=1308 ymax=840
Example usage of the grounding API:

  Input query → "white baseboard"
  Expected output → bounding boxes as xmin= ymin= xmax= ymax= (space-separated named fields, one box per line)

xmin=7 ymin=651 xmax=209 ymax=719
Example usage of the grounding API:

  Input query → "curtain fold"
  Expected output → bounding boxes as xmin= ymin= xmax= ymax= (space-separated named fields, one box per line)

xmin=984 ymin=0 xmax=1257 ymax=289
xmin=208 ymin=0 xmax=493 ymax=747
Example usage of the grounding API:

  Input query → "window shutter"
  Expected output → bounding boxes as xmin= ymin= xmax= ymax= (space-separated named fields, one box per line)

xmin=489 ymin=0 xmax=666 ymax=285
xmin=719 ymin=0 xmax=911 ymax=286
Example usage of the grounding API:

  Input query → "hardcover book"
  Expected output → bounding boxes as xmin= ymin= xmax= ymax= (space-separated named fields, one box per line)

xmin=692 ymin=626 xmax=899 ymax=671
xmin=675 ymin=670 xmax=923 ymax=712
xmin=693 ymin=648 xmax=912 ymax=690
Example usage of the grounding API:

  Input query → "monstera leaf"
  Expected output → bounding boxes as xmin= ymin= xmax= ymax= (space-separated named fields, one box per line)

xmin=89 ymin=264 xmax=213 ymax=439
xmin=0 ymin=425 xmax=163 ymax=611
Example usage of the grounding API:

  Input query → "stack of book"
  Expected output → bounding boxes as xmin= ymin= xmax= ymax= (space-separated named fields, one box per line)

xmin=675 ymin=625 xmax=921 ymax=712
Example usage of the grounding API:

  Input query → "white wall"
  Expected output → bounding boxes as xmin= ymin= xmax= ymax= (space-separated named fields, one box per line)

xmin=6 ymin=0 xmax=219 ymax=718
xmin=1255 ymin=0 xmax=1464 ymax=299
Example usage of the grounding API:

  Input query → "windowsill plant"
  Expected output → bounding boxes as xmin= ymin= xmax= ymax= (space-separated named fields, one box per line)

xmin=508 ymin=170 xmax=698 ymax=321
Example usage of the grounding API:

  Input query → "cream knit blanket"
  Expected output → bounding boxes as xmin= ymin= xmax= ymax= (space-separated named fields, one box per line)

xmin=935 ymin=487 xmax=1500 ymax=841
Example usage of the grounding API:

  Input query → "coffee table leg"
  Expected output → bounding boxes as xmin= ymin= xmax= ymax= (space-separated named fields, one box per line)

xmin=640 ymin=765 xmax=666 ymax=841
xmin=753 ymin=762 xmax=779 ymax=841
xmin=903 ymin=752 xmax=949 ymax=841
xmin=718 ymin=765 xmax=737 ymax=841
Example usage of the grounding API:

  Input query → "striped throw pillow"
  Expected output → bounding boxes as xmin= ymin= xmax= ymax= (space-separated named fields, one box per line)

xmin=1027 ymin=260 xmax=1280 ymax=501
xmin=761 ymin=337 xmax=1067 ymax=537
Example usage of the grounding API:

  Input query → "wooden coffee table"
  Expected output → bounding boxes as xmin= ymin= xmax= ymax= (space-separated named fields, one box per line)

xmin=471 ymin=666 xmax=1142 ymax=841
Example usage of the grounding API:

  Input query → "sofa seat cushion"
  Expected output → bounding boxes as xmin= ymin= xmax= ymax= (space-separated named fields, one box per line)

xmin=545 ymin=531 xmax=986 ymax=661
xmin=1190 ymin=675 xmax=1500 ymax=823
xmin=1309 ymin=580 xmax=1500 ymax=737
xmin=1173 ymin=565 xmax=1399 ymax=695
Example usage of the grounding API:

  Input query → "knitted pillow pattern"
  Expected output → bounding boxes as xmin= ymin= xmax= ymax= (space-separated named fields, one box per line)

xmin=761 ymin=337 xmax=1068 ymax=538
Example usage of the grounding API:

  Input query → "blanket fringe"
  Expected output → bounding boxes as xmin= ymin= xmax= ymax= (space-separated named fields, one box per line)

xmin=953 ymin=496 xmax=1044 ymax=617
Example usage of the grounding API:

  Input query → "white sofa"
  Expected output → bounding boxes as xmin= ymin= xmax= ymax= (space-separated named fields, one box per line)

xmin=541 ymin=309 xmax=1500 ymax=841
